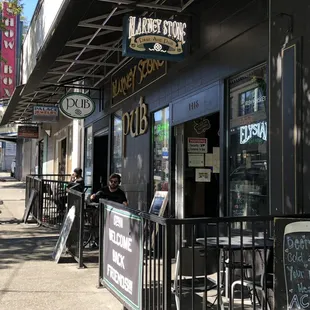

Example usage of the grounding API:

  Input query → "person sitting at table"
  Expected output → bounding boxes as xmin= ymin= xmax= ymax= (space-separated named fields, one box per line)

xmin=67 ymin=167 xmax=85 ymax=193
xmin=90 ymin=173 xmax=128 ymax=205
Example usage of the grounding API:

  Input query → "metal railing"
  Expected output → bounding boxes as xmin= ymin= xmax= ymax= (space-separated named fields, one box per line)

xmin=25 ymin=175 xmax=69 ymax=228
xmin=66 ymin=188 xmax=85 ymax=268
xmin=98 ymin=200 xmax=310 ymax=310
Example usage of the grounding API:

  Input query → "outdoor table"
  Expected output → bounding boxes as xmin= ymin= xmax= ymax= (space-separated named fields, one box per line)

xmin=196 ymin=236 xmax=273 ymax=249
xmin=196 ymin=236 xmax=273 ymax=308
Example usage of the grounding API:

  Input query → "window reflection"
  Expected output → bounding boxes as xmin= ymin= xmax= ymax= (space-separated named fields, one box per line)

xmin=112 ymin=111 xmax=122 ymax=175
xmin=153 ymin=107 xmax=169 ymax=192
xmin=85 ymin=126 xmax=93 ymax=187
xmin=229 ymin=65 xmax=268 ymax=217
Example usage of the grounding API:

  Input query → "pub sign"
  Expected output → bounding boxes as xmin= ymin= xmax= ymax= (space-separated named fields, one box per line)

xmin=122 ymin=15 xmax=189 ymax=61
xmin=103 ymin=203 xmax=143 ymax=310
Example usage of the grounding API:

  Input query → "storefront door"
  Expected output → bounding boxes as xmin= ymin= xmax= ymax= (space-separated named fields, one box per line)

xmin=93 ymin=131 xmax=109 ymax=193
xmin=174 ymin=112 xmax=220 ymax=222
xmin=38 ymin=140 xmax=44 ymax=175
xmin=58 ymin=138 xmax=67 ymax=175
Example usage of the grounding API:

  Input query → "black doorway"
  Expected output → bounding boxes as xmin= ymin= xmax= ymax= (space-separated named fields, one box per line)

xmin=93 ymin=134 xmax=109 ymax=193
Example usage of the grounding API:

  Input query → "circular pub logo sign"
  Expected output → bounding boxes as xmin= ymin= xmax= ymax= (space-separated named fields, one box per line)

xmin=59 ymin=93 xmax=95 ymax=119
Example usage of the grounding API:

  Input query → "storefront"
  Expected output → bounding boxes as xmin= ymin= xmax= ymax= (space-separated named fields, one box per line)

xmin=1 ymin=0 xmax=308 ymax=217
xmin=89 ymin=1 xmax=270 ymax=217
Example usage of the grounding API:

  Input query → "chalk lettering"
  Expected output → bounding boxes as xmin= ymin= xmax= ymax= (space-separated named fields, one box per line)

xmin=287 ymin=266 xmax=305 ymax=281
xmin=287 ymin=252 xmax=304 ymax=263
xmin=289 ymin=294 xmax=310 ymax=309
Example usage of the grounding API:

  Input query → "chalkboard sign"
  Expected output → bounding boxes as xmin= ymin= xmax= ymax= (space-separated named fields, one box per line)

xmin=275 ymin=218 xmax=310 ymax=309
xmin=149 ymin=191 xmax=168 ymax=216
xmin=52 ymin=206 xmax=76 ymax=263
xmin=23 ymin=189 xmax=38 ymax=223
xmin=103 ymin=203 xmax=142 ymax=310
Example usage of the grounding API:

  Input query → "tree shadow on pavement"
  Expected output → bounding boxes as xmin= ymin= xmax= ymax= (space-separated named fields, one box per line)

xmin=0 ymin=235 xmax=58 ymax=269
xmin=0 ymin=182 xmax=26 ymax=189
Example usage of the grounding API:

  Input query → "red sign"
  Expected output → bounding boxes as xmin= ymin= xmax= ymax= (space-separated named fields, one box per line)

xmin=0 ymin=1 xmax=17 ymax=99
xmin=18 ymin=126 xmax=39 ymax=139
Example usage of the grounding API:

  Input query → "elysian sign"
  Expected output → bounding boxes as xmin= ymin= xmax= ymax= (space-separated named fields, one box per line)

xmin=123 ymin=15 xmax=188 ymax=61
xmin=111 ymin=58 xmax=166 ymax=106
xmin=122 ymin=97 xmax=148 ymax=157
xmin=239 ymin=121 xmax=267 ymax=144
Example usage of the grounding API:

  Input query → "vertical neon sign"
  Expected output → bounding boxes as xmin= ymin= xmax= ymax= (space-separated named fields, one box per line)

xmin=0 ymin=1 xmax=17 ymax=99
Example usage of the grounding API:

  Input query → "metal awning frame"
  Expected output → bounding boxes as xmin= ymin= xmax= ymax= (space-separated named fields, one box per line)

xmin=3 ymin=0 xmax=195 ymax=124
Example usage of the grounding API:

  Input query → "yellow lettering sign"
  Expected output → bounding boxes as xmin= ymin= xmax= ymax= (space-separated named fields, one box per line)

xmin=112 ymin=60 xmax=165 ymax=99
xmin=122 ymin=97 xmax=149 ymax=158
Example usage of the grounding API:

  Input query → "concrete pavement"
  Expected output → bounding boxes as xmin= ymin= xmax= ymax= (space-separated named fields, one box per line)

xmin=0 ymin=173 xmax=122 ymax=310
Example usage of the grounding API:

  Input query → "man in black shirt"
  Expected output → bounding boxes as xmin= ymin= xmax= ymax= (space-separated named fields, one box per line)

xmin=67 ymin=167 xmax=85 ymax=192
xmin=90 ymin=173 xmax=128 ymax=205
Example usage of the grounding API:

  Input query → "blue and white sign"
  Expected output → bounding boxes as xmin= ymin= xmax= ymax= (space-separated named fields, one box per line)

xmin=33 ymin=106 xmax=59 ymax=123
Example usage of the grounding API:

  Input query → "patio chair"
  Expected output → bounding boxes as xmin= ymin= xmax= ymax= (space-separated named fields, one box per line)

xmin=172 ymin=246 xmax=219 ymax=310
xmin=230 ymin=248 xmax=273 ymax=310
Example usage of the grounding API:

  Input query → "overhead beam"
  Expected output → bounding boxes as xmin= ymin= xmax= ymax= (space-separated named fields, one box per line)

xmin=78 ymin=23 xmax=123 ymax=31
xmin=48 ymin=71 xmax=105 ymax=79
xmin=80 ymin=8 xmax=132 ymax=24
xmin=97 ymin=0 xmax=182 ymax=12
xmin=56 ymin=7 xmax=119 ymax=84
xmin=66 ymin=43 xmax=122 ymax=52
xmin=56 ymin=59 xmax=117 ymax=67
xmin=67 ymin=31 xmax=113 ymax=44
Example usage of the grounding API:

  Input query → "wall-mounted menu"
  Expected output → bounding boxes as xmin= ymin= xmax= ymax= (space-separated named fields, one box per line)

xmin=275 ymin=218 xmax=310 ymax=309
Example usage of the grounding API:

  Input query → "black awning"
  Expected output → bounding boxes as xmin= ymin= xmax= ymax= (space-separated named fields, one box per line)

xmin=0 ymin=136 xmax=17 ymax=143
xmin=21 ymin=0 xmax=97 ymax=96
xmin=0 ymin=85 xmax=25 ymax=125
xmin=20 ymin=0 xmax=195 ymax=100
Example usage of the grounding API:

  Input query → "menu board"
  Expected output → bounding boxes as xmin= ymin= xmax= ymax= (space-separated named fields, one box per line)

xmin=23 ymin=189 xmax=38 ymax=223
xmin=52 ymin=206 xmax=76 ymax=263
xmin=103 ymin=203 xmax=142 ymax=310
xmin=275 ymin=218 xmax=310 ymax=309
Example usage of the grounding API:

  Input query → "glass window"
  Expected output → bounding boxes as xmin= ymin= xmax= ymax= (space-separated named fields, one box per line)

xmin=112 ymin=111 xmax=122 ymax=175
xmin=153 ymin=107 xmax=169 ymax=192
xmin=229 ymin=65 xmax=268 ymax=217
xmin=84 ymin=126 xmax=93 ymax=187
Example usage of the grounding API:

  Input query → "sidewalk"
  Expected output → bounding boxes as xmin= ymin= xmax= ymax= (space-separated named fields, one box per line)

xmin=0 ymin=173 xmax=122 ymax=310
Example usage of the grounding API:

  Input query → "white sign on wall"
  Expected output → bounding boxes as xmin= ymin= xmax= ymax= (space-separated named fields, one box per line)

xmin=5 ymin=142 xmax=16 ymax=156
xmin=59 ymin=93 xmax=95 ymax=119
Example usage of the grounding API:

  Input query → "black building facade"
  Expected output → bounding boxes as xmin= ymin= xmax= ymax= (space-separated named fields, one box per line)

xmin=82 ymin=0 xmax=310 ymax=220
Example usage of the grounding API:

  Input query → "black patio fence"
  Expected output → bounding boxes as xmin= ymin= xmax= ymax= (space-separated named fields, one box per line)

xmin=98 ymin=200 xmax=310 ymax=310
xmin=25 ymin=174 xmax=70 ymax=227
xmin=66 ymin=188 xmax=85 ymax=268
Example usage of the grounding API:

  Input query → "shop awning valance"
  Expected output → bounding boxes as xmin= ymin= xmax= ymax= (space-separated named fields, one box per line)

xmin=0 ymin=85 xmax=25 ymax=125
xmin=8 ymin=0 xmax=195 ymax=124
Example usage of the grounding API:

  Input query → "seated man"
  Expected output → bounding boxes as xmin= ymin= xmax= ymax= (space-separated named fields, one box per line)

xmin=67 ymin=167 xmax=85 ymax=192
xmin=90 ymin=173 xmax=128 ymax=205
